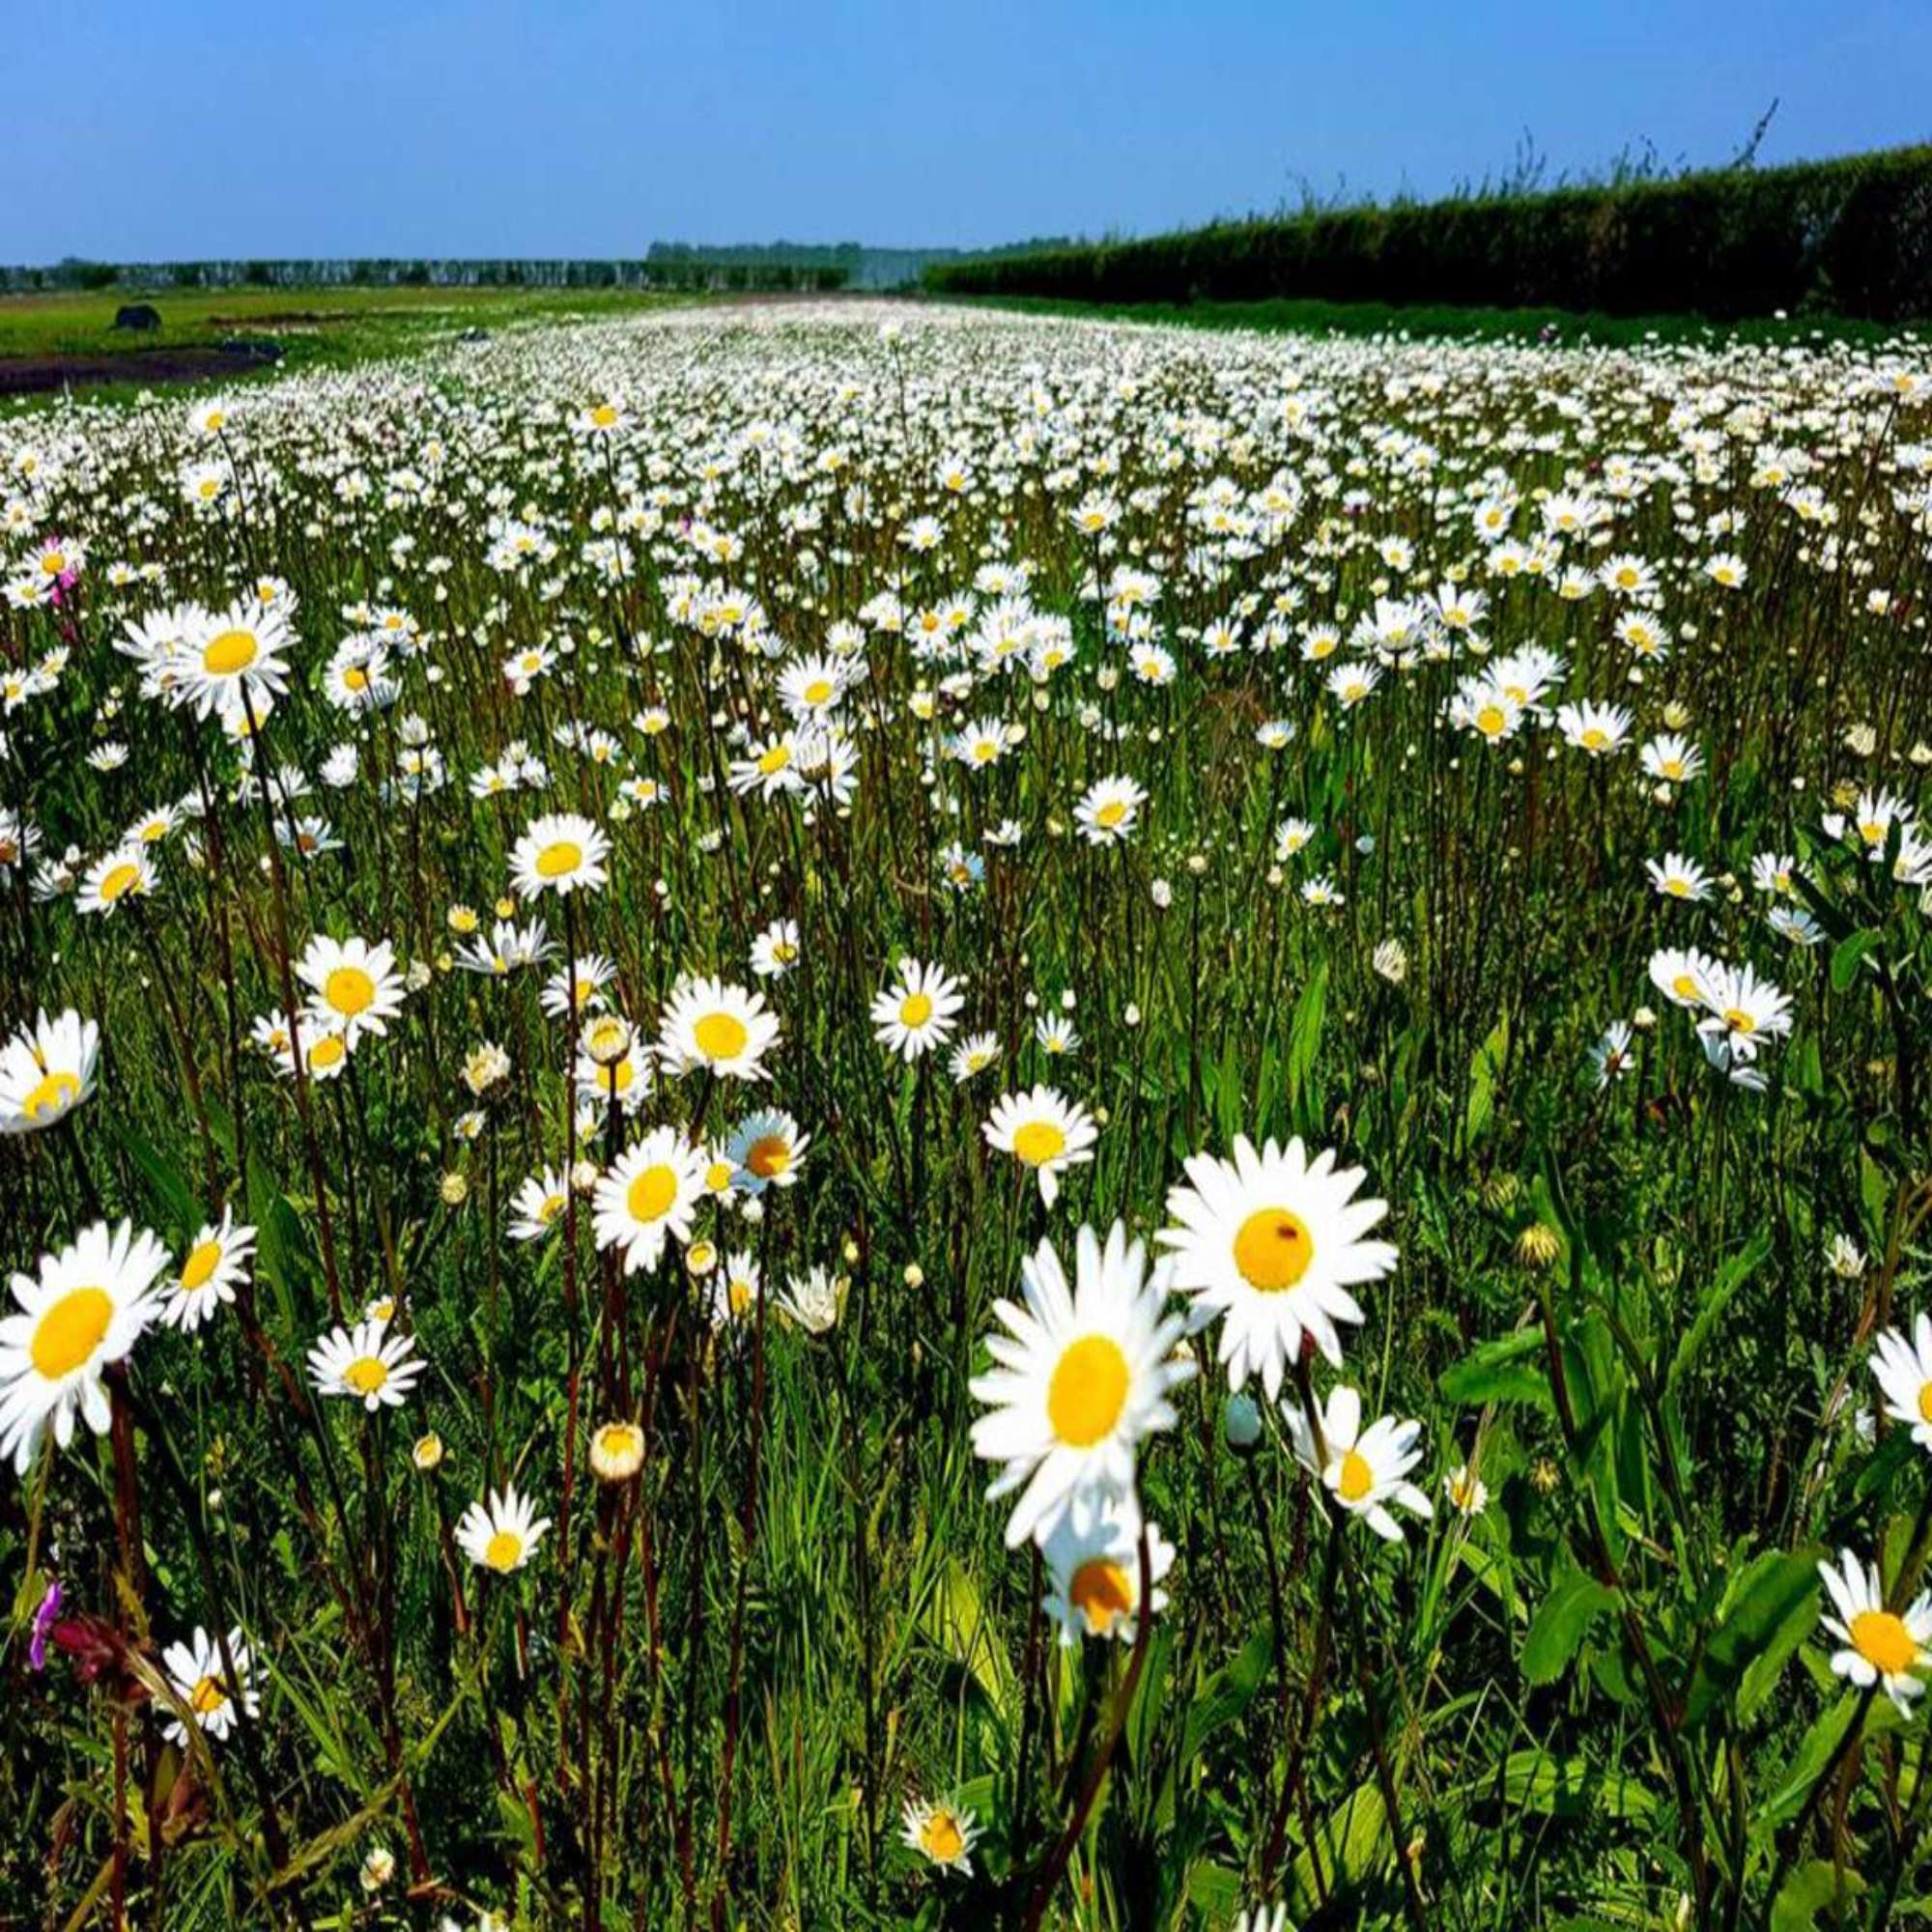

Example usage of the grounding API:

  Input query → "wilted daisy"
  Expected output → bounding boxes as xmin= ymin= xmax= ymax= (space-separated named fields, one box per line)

xmin=308 ymin=1317 xmax=425 ymax=1410
xmin=970 ymin=1220 xmax=1193 ymax=1548
xmin=1819 ymin=1548 xmax=1932 ymax=1716
xmin=1040 ymin=1497 xmax=1174 ymax=1644
xmin=510 ymin=811 xmax=610 ymax=899
xmin=1157 ymin=1135 xmax=1395 ymax=1395
xmin=161 ymin=1208 xmax=256 ymax=1333
xmin=1285 ymin=1385 xmax=1433 ymax=1542
xmin=658 ymin=977 xmax=779 ymax=1081
xmin=0 ymin=1221 xmax=168 ymax=1472
xmin=0 ymin=1008 xmax=99 ymax=1133
xmin=593 ymin=1128 xmax=706 ymax=1274
xmin=160 ymin=1627 xmax=260 ymax=1747
xmin=901 ymin=1796 xmax=980 ymax=1876
xmin=982 ymin=1084 xmax=1097 ymax=1208
xmin=870 ymin=957 xmax=965 ymax=1061
xmin=456 ymin=1485 xmax=553 ymax=1574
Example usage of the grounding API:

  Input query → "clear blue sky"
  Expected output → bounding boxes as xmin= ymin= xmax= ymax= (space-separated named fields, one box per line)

xmin=14 ymin=0 xmax=1929 ymax=262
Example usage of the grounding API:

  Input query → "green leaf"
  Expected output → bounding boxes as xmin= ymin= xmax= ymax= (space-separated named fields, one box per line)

xmin=106 ymin=1118 xmax=200 ymax=1240
xmin=1440 ymin=1329 xmax=1552 ymax=1413
xmin=1286 ymin=959 xmax=1328 ymax=1123
xmin=921 ymin=1558 xmax=1015 ymax=1722
xmin=1683 ymin=1550 xmax=1819 ymax=1730
xmin=1830 ymin=928 xmax=1879 ymax=993
xmin=1521 ymin=1570 xmax=1619 ymax=1685
xmin=1667 ymin=1230 xmax=1772 ymax=1392
xmin=1465 ymin=1009 xmax=1509 ymax=1147
xmin=1772 ymin=1860 xmax=1866 ymax=1932
xmin=1179 ymin=1625 xmax=1271 ymax=1763
xmin=1489 ymin=1747 xmax=1660 ymax=1822
xmin=1284 ymin=1779 xmax=1387 ymax=1918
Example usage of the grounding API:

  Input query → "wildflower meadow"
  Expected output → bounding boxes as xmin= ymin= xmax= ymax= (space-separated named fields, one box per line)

xmin=3 ymin=300 xmax=1931 ymax=1929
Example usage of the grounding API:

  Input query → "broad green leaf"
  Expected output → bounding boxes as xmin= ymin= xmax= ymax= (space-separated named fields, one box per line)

xmin=1667 ymin=1230 xmax=1772 ymax=1391
xmin=1521 ymin=1569 xmax=1618 ymax=1685
xmin=1683 ymin=1549 xmax=1819 ymax=1730
xmin=1772 ymin=1859 xmax=1866 ymax=1931
xmin=1441 ymin=1329 xmax=1552 ymax=1413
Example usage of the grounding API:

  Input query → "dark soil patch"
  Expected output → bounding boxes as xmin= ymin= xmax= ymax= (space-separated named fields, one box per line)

xmin=0 ymin=342 xmax=283 ymax=396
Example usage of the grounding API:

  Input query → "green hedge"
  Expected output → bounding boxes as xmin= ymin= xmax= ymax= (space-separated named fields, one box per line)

xmin=926 ymin=145 xmax=1932 ymax=322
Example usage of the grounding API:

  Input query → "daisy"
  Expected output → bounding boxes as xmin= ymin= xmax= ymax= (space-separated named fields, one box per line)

xmin=1870 ymin=1315 xmax=1932 ymax=1448
xmin=1695 ymin=960 xmax=1793 ymax=1061
xmin=456 ymin=1485 xmax=553 ymax=1575
xmin=593 ymin=1128 xmax=706 ymax=1274
xmin=778 ymin=1265 xmax=847 ymax=1335
xmin=901 ymin=1796 xmax=980 ymax=1876
xmin=969 ymin=1220 xmax=1193 ymax=1548
xmin=726 ymin=1109 xmax=809 ymax=1193
xmin=1284 ymin=1385 xmax=1433 ymax=1543
xmin=307 ymin=1317 xmax=424 ymax=1410
xmin=708 ymin=1252 xmax=763 ymax=1328
xmin=982 ymin=1085 xmax=1098 ymax=1208
xmin=510 ymin=811 xmax=610 ymax=899
xmin=1640 ymin=733 xmax=1705 ymax=784
xmin=950 ymin=1032 xmax=1000 ymax=1083
xmin=750 ymin=919 xmax=801 ymax=979
xmin=0 ymin=1008 xmax=99 ymax=1133
xmin=1040 ymin=1497 xmax=1174 ymax=1645
xmin=160 ymin=1626 xmax=260 ymax=1747
xmin=870 ymin=958 xmax=965 ymax=1062
xmin=0 ymin=1221 xmax=168 ymax=1473
xmin=658 ymin=977 xmax=779 ymax=1082
xmin=1157 ymin=1135 xmax=1395 ymax=1395
xmin=540 ymin=952 xmax=615 ymax=1019
xmin=1648 ymin=947 xmax=1720 ymax=1009
xmin=1443 ymin=1463 xmax=1489 ymax=1518
xmin=296 ymin=934 xmax=405 ymax=1045
xmin=1074 ymin=775 xmax=1147 ymax=845
xmin=1646 ymin=852 xmax=1712 ymax=903
xmin=508 ymin=1167 xmax=571 ymax=1241
xmin=161 ymin=1208 xmax=256 ymax=1333
xmin=1819 ymin=1548 xmax=1932 ymax=1716
xmin=180 ymin=602 xmax=294 ymax=722
xmin=76 ymin=845 xmax=155 ymax=916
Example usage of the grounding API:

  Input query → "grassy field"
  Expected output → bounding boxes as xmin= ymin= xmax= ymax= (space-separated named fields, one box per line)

xmin=932 ymin=290 xmax=1932 ymax=348
xmin=0 ymin=284 xmax=688 ymax=392
xmin=0 ymin=298 xmax=1929 ymax=1930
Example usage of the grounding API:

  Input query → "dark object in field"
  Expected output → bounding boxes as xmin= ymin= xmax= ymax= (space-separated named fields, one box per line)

xmin=459 ymin=327 xmax=491 ymax=343
xmin=217 ymin=336 xmax=284 ymax=361
xmin=0 ymin=340 xmax=283 ymax=395
xmin=112 ymin=303 xmax=161 ymax=330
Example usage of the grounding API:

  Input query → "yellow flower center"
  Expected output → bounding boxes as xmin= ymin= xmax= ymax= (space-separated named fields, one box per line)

xmin=202 ymin=629 xmax=259 ymax=675
xmin=1724 ymin=1008 xmax=1756 ymax=1035
xmin=1580 ymin=727 xmax=1608 ymax=751
xmin=485 ymin=1528 xmax=525 ymax=1572
xmin=179 ymin=1239 xmax=223 ymax=1293
xmin=342 ymin=1354 xmax=388 ymax=1396
xmin=1852 ymin=1608 xmax=1918 ymax=1677
xmin=1336 ymin=1449 xmax=1375 ymax=1503
xmin=899 ymin=991 xmax=934 ymax=1029
xmin=627 ymin=1163 xmax=679 ymax=1223
xmin=1918 ymin=1380 xmax=1932 ymax=1425
xmin=590 ymin=403 xmax=618 ymax=429
xmin=803 ymin=678 xmax=834 ymax=706
xmin=1069 ymin=1556 xmax=1135 ymax=1633
xmin=189 ymin=1675 xmax=229 ymax=1716
xmin=325 ymin=965 xmax=376 ymax=1016
xmin=1010 ymin=1120 xmax=1065 ymax=1166
xmin=1234 ymin=1208 xmax=1313 ymax=1293
xmin=1094 ymin=800 xmax=1127 ymax=828
xmin=921 ymin=1812 xmax=965 ymax=1862
xmin=757 ymin=744 xmax=792 ymax=776
xmin=21 ymin=1069 xmax=79 ymax=1120
xmin=1475 ymin=704 xmax=1507 ymax=737
xmin=99 ymin=861 xmax=142 ymax=901
xmin=343 ymin=666 xmax=369 ymax=691
xmin=1046 ymin=1335 xmax=1129 ymax=1447
xmin=693 ymin=1011 xmax=749 ymax=1061
xmin=30 ymin=1287 xmax=114 ymax=1378
xmin=746 ymin=1135 xmax=790 ymax=1179
xmin=534 ymin=839 xmax=582 ymax=879
xmin=309 ymin=1035 xmax=347 ymax=1070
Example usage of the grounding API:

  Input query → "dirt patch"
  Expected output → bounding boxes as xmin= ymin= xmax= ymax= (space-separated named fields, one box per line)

xmin=0 ymin=343 xmax=284 ymax=396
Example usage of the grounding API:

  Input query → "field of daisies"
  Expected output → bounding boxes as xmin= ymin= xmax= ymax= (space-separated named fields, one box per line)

xmin=2 ymin=298 xmax=1930 ymax=1930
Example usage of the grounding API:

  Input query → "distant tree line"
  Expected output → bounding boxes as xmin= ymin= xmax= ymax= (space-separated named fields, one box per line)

xmin=0 ymin=255 xmax=855 ymax=295
xmin=927 ymin=143 xmax=1932 ymax=323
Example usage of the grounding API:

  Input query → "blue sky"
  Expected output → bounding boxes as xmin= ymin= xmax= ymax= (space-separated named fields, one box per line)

xmin=14 ymin=0 xmax=1928 ymax=262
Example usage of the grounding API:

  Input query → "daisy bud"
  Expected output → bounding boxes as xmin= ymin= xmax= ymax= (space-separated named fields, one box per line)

xmin=571 ymin=1158 xmax=601 ymax=1194
xmin=1516 ymin=1223 xmax=1562 ymax=1269
xmin=1223 ymin=1393 xmax=1262 ymax=1451
xmin=903 ymin=1263 xmax=924 ymax=1289
xmin=440 ymin=1172 xmax=469 ymax=1207
xmin=412 ymin=1432 xmax=444 ymax=1473
xmin=589 ymin=1420 xmax=645 ymax=1483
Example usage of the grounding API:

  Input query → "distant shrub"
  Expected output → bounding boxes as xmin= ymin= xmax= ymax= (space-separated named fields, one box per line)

xmin=926 ymin=145 xmax=1932 ymax=321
